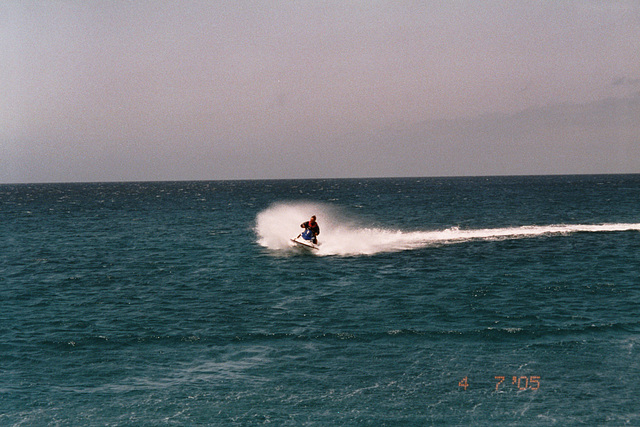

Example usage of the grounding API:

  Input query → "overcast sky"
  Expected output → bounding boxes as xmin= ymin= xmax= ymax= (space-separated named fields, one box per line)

xmin=1 ymin=1 xmax=639 ymax=183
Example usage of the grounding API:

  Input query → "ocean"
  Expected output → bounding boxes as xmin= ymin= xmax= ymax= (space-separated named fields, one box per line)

xmin=1 ymin=175 xmax=639 ymax=425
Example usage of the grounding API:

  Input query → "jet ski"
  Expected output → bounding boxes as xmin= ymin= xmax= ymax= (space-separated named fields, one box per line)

xmin=291 ymin=228 xmax=319 ymax=250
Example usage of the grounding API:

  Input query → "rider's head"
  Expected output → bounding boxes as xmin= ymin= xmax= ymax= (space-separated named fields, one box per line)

xmin=310 ymin=215 xmax=316 ymax=224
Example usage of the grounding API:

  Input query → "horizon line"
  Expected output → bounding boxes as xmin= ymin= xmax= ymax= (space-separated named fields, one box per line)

xmin=2 ymin=172 xmax=639 ymax=186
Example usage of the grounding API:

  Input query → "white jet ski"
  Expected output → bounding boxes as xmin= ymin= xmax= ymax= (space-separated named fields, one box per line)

xmin=291 ymin=229 xmax=319 ymax=251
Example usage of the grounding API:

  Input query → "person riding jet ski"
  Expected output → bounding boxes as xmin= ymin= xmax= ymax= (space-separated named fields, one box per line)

xmin=300 ymin=215 xmax=320 ymax=244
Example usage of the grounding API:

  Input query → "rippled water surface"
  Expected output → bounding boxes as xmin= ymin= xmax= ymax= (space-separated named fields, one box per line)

xmin=2 ymin=175 xmax=639 ymax=425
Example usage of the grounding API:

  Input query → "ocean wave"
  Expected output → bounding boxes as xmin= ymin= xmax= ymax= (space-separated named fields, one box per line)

xmin=42 ymin=322 xmax=637 ymax=349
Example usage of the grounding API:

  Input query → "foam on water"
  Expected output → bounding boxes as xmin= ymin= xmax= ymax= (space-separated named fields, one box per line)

xmin=256 ymin=202 xmax=640 ymax=256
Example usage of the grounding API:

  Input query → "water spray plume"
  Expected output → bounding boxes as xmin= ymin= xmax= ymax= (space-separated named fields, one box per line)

xmin=255 ymin=202 xmax=640 ymax=256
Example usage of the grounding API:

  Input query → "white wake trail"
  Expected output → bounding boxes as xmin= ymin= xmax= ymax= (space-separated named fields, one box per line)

xmin=255 ymin=202 xmax=640 ymax=256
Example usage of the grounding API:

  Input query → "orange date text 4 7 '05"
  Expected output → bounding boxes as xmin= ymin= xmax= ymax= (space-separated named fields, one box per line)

xmin=458 ymin=376 xmax=540 ymax=391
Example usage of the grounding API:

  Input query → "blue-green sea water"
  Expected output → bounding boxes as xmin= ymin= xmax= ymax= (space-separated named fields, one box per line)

xmin=2 ymin=175 xmax=639 ymax=425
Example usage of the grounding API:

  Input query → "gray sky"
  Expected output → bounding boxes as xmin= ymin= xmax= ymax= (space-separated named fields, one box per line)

xmin=1 ymin=1 xmax=639 ymax=183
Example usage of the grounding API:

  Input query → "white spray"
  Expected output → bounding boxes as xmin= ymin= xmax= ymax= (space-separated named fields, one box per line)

xmin=255 ymin=202 xmax=640 ymax=256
